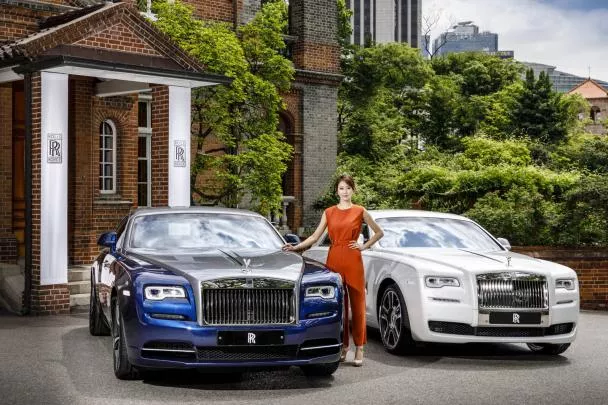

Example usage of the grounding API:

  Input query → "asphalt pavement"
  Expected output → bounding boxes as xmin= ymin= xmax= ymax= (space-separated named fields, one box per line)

xmin=1 ymin=310 xmax=607 ymax=405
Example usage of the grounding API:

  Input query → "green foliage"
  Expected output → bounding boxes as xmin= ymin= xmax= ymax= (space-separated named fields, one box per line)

xmin=153 ymin=0 xmax=294 ymax=216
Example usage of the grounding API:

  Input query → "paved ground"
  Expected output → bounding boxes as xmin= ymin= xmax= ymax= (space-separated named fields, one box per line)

xmin=1 ymin=310 xmax=607 ymax=405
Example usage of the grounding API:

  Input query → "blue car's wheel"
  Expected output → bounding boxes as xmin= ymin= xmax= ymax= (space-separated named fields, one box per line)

xmin=112 ymin=298 xmax=138 ymax=380
xmin=89 ymin=278 xmax=110 ymax=336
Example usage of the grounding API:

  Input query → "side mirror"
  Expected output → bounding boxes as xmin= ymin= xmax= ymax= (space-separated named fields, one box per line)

xmin=497 ymin=237 xmax=511 ymax=251
xmin=284 ymin=233 xmax=301 ymax=246
xmin=98 ymin=231 xmax=117 ymax=252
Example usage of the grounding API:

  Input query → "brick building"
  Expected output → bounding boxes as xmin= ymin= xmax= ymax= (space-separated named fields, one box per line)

xmin=0 ymin=0 xmax=341 ymax=315
xmin=568 ymin=78 xmax=608 ymax=135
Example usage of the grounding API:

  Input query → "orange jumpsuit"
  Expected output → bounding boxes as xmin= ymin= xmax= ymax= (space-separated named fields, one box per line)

xmin=325 ymin=205 xmax=367 ymax=347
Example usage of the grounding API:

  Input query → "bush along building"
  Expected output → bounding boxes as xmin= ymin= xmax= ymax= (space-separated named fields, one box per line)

xmin=0 ymin=0 xmax=340 ymax=315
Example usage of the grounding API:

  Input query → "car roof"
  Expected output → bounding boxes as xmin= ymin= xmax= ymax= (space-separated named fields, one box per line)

xmin=369 ymin=209 xmax=473 ymax=222
xmin=129 ymin=206 xmax=266 ymax=219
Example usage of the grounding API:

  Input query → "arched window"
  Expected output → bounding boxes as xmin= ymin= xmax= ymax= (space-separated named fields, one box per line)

xmin=591 ymin=106 xmax=601 ymax=123
xmin=99 ymin=119 xmax=117 ymax=193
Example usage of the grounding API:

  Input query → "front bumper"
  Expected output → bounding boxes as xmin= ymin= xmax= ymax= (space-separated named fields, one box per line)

xmin=123 ymin=313 xmax=342 ymax=369
xmin=409 ymin=294 xmax=579 ymax=344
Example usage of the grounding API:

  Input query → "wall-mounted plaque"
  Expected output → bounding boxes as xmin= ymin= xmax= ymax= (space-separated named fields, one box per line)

xmin=47 ymin=133 xmax=62 ymax=164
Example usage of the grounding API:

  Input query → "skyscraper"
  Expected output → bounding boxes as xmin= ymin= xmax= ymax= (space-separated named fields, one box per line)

xmin=433 ymin=21 xmax=498 ymax=56
xmin=347 ymin=0 xmax=421 ymax=47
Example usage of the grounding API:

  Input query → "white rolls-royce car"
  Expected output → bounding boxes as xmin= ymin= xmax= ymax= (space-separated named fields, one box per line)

xmin=303 ymin=210 xmax=579 ymax=355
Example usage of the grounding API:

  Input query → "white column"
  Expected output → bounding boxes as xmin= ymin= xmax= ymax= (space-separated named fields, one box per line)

xmin=40 ymin=71 xmax=68 ymax=285
xmin=168 ymin=86 xmax=191 ymax=207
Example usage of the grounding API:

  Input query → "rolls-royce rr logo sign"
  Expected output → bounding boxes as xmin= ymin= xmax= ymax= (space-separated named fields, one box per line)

xmin=173 ymin=140 xmax=186 ymax=167
xmin=513 ymin=313 xmax=520 ymax=324
xmin=47 ymin=133 xmax=62 ymax=163
xmin=247 ymin=332 xmax=256 ymax=344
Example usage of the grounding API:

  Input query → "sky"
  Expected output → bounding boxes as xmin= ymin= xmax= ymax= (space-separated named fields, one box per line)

xmin=423 ymin=0 xmax=608 ymax=82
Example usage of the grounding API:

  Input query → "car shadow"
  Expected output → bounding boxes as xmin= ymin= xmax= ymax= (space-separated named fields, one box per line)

xmin=61 ymin=325 xmax=336 ymax=400
xmin=364 ymin=327 xmax=571 ymax=371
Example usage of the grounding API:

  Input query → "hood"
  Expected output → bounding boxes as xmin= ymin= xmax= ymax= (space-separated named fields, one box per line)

xmin=128 ymin=248 xmax=304 ymax=284
xmin=375 ymin=248 xmax=571 ymax=276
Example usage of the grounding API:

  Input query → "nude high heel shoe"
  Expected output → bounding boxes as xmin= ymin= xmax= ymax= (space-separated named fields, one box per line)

xmin=353 ymin=346 xmax=364 ymax=367
xmin=340 ymin=346 xmax=349 ymax=362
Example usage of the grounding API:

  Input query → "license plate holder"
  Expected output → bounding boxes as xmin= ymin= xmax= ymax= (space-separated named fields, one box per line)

xmin=489 ymin=312 xmax=542 ymax=325
xmin=217 ymin=331 xmax=284 ymax=345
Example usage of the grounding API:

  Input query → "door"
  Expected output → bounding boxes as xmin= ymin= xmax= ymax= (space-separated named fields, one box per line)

xmin=12 ymin=81 xmax=25 ymax=258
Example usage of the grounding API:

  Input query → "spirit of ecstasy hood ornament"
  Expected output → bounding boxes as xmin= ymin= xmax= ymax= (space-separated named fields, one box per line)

xmin=242 ymin=258 xmax=252 ymax=273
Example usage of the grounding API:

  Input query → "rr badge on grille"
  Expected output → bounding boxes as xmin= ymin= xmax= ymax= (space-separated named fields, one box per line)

xmin=247 ymin=332 xmax=256 ymax=344
xmin=513 ymin=313 xmax=520 ymax=324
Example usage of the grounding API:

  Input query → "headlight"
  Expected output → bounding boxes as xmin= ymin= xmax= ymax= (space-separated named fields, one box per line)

xmin=305 ymin=285 xmax=336 ymax=299
xmin=555 ymin=278 xmax=576 ymax=290
xmin=425 ymin=276 xmax=460 ymax=288
xmin=144 ymin=286 xmax=186 ymax=300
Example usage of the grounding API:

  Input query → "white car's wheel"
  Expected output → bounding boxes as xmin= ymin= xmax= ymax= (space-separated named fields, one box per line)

xmin=527 ymin=343 xmax=571 ymax=355
xmin=378 ymin=284 xmax=416 ymax=354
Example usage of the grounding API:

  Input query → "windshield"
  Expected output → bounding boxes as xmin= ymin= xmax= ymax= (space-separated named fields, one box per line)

xmin=128 ymin=213 xmax=284 ymax=251
xmin=376 ymin=217 xmax=503 ymax=251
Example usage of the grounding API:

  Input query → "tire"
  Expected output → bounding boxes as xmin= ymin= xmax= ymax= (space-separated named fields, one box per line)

xmin=300 ymin=361 xmax=340 ymax=377
xmin=378 ymin=283 xmax=416 ymax=355
xmin=89 ymin=279 xmax=110 ymax=336
xmin=527 ymin=343 xmax=571 ymax=355
xmin=112 ymin=298 xmax=138 ymax=380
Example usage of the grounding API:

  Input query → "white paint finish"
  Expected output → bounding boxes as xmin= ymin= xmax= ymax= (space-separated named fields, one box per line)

xmin=95 ymin=80 xmax=150 ymax=97
xmin=168 ymin=86 xmax=191 ymax=208
xmin=0 ymin=67 xmax=22 ymax=83
xmin=44 ymin=65 xmax=219 ymax=88
xmin=40 ymin=72 xmax=68 ymax=285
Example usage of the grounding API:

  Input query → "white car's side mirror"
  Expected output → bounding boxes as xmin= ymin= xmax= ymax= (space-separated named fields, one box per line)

xmin=497 ymin=237 xmax=511 ymax=250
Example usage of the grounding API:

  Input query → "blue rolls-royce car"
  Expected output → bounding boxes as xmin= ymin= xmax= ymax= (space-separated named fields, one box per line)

xmin=89 ymin=207 xmax=343 ymax=379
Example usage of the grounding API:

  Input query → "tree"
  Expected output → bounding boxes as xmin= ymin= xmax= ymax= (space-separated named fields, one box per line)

xmin=153 ymin=0 xmax=294 ymax=216
xmin=509 ymin=69 xmax=587 ymax=144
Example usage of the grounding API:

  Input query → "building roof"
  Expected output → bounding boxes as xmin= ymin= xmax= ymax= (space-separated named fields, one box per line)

xmin=0 ymin=2 xmax=206 ymax=74
xmin=568 ymin=78 xmax=608 ymax=99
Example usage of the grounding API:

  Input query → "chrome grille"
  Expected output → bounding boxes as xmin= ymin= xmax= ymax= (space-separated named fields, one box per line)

xmin=202 ymin=288 xmax=295 ymax=325
xmin=477 ymin=272 xmax=548 ymax=310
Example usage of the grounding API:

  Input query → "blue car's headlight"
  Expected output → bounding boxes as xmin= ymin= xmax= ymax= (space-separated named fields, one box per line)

xmin=144 ymin=285 xmax=186 ymax=300
xmin=305 ymin=285 xmax=336 ymax=299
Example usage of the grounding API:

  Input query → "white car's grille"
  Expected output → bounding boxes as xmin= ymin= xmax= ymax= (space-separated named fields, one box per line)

xmin=201 ymin=278 xmax=296 ymax=325
xmin=477 ymin=272 xmax=548 ymax=310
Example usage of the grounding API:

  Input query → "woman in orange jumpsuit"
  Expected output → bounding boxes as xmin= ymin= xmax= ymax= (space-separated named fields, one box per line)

xmin=283 ymin=175 xmax=384 ymax=366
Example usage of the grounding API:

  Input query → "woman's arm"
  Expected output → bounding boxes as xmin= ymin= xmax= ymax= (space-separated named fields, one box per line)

xmin=350 ymin=209 xmax=384 ymax=251
xmin=282 ymin=212 xmax=328 ymax=252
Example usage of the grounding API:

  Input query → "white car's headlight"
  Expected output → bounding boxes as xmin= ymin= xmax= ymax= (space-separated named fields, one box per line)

xmin=555 ymin=278 xmax=576 ymax=290
xmin=144 ymin=286 xmax=186 ymax=300
xmin=305 ymin=286 xmax=336 ymax=299
xmin=425 ymin=276 xmax=460 ymax=288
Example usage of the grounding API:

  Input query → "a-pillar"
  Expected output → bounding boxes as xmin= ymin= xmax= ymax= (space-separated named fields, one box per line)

xmin=168 ymin=86 xmax=191 ymax=207
xmin=31 ymin=71 xmax=70 ymax=314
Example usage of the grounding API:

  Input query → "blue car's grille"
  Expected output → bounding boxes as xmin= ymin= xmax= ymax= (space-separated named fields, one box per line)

xmin=202 ymin=288 xmax=295 ymax=325
xmin=197 ymin=345 xmax=298 ymax=361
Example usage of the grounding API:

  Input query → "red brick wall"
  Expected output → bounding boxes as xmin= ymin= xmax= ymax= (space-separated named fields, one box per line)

xmin=0 ymin=5 xmax=53 ymax=42
xmin=513 ymin=247 xmax=608 ymax=310
xmin=182 ymin=0 xmax=240 ymax=23
xmin=292 ymin=42 xmax=341 ymax=74
xmin=75 ymin=23 xmax=163 ymax=56
xmin=151 ymin=85 xmax=169 ymax=206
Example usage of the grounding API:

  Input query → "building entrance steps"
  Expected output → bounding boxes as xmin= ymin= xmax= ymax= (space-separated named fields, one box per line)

xmin=68 ymin=265 xmax=90 ymax=310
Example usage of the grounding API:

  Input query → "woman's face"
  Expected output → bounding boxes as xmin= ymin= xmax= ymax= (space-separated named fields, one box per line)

xmin=337 ymin=181 xmax=354 ymax=202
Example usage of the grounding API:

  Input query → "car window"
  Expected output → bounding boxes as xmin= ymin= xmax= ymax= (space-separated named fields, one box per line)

xmin=376 ymin=217 xmax=503 ymax=251
xmin=128 ymin=213 xmax=284 ymax=251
